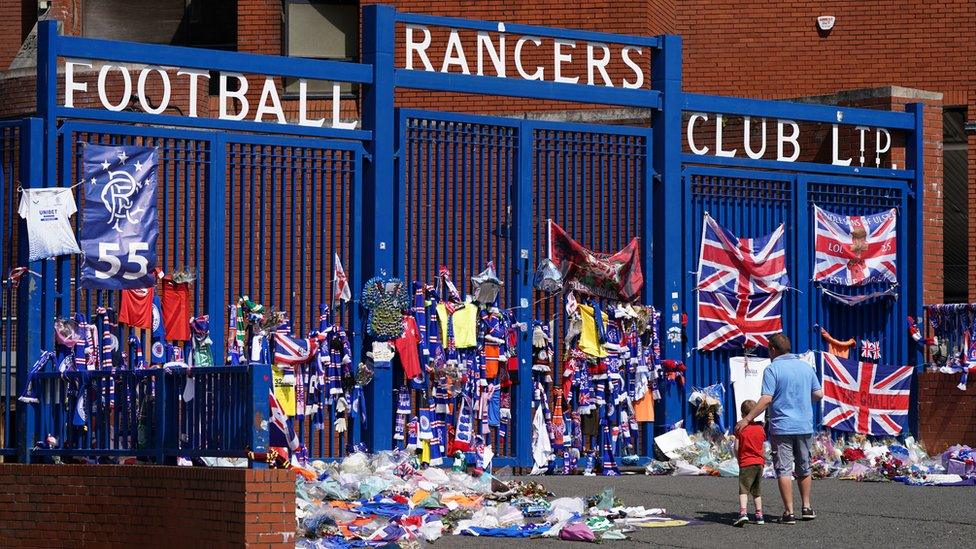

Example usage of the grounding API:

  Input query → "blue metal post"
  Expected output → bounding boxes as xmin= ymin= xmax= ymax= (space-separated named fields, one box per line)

xmin=207 ymin=133 xmax=227 ymax=363
xmin=16 ymin=118 xmax=44 ymax=462
xmin=651 ymin=35 xmax=683 ymax=433
xmin=794 ymin=175 xmax=811 ymax=354
xmin=514 ymin=123 xmax=534 ymax=468
xmin=906 ymin=102 xmax=924 ymax=437
xmin=640 ymin=128 xmax=657 ymax=452
xmin=361 ymin=4 xmax=395 ymax=452
xmin=248 ymin=364 xmax=271 ymax=468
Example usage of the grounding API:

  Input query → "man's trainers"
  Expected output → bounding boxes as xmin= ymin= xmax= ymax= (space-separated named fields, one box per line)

xmin=801 ymin=507 xmax=817 ymax=520
xmin=753 ymin=513 xmax=765 ymax=525
xmin=780 ymin=512 xmax=797 ymax=524
xmin=733 ymin=513 xmax=749 ymax=527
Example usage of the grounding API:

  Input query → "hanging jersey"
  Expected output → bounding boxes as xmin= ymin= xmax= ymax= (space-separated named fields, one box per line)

xmin=394 ymin=315 xmax=422 ymax=379
xmin=436 ymin=302 xmax=478 ymax=348
xmin=18 ymin=188 xmax=81 ymax=261
xmin=119 ymin=287 xmax=154 ymax=329
xmin=161 ymin=275 xmax=191 ymax=341
xmin=578 ymin=304 xmax=608 ymax=358
xmin=820 ymin=328 xmax=855 ymax=358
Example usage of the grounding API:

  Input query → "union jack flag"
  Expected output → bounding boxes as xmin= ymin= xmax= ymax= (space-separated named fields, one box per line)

xmin=269 ymin=389 xmax=300 ymax=453
xmin=696 ymin=215 xmax=788 ymax=351
xmin=274 ymin=332 xmax=317 ymax=365
xmin=697 ymin=290 xmax=783 ymax=350
xmin=860 ymin=339 xmax=881 ymax=361
xmin=822 ymin=353 xmax=912 ymax=436
xmin=696 ymin=214 xmax=789 ymax=296
xmin=814 ymin=206 xmax=897 ymax=287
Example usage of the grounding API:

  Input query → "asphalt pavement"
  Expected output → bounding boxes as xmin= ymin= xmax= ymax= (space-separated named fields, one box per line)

xmin=451 ymin=473 xmax=976 ymax=548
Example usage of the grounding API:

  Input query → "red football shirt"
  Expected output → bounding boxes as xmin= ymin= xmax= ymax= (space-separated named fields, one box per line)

xmin=161 ymin=276 xmax=191 ymax=341
xmin=736 ymin=422 xmax=766 ymax=467
xmin=119 ymin=287 xmax=154 ymax=329
xmin=394 ymin=316 xmax=422 ymax=379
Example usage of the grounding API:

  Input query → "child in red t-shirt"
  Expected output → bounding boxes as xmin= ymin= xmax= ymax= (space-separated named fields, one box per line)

xmin=734 ymin=399 xmax=765 ymax=527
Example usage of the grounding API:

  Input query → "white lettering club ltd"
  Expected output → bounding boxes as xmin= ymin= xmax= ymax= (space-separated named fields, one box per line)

xmin=686 ymin=113 xmax=894 ymax=168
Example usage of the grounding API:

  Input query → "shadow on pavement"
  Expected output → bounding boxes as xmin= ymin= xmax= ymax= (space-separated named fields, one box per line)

xmin=696 ymin=510 xmax=742 ymax=526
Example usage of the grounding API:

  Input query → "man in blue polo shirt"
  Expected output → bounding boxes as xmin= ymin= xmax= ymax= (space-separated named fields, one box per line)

xmin=736 ymin=333 xmax=823 ymax=525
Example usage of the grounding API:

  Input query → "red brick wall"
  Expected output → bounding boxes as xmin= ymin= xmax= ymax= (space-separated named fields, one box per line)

xmin=917 ymin=372 xmax=976 ymax=455
xmin=677 ymin=1 xmax=975 ymax=99
xmin=0 ymin=465 xmax=295 ymax=548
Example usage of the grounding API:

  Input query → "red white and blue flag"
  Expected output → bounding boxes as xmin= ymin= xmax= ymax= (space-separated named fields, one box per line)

xmin=697 ymin=290 xmax=784 ymax=351
xmin=821 ymin=352 xmax=912 ymax=436
xmin=696 ymin=215 xmax=788 ymax=351
xmin=269 ymin=389 xmax=300 ymax=453
xmin=696 ymin=214 xmax=789 ymax=296
xmin=813 ymin=206 xmax=897 ymax=287
xmin=274 ymin=332 xmax=317 ymax=365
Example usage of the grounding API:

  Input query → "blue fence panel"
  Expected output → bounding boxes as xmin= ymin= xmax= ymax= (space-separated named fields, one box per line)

xmin=530 ymin=122 xmax=655 ymax=457
xmin=225 ymin=137 xmax=363 ymax=460
xmin=31 ymin=369 xmax=163 ymax=459
xmin=398 ymin=110 xmax=520 ymax=462
xmin=803 ymin=177 xmax=908 ymax=367
xmin=0 ymin=120 xmax=25 ymax=457
xmin=166 ymin=366 xmax=251 ymax=458
xmin=682 ymin=167 xmax=797 ymax=431
xmin=804 ymin=176 xmax=910 ymax=428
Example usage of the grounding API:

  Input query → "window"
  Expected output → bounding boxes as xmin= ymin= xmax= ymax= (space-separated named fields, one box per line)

xmin=284 ymin=0 xmax=359 ymax=96
xmin=943 ymin=108 xmax=968 ymax=303
xmin=83 ymin=0 xmax=237 ymax=51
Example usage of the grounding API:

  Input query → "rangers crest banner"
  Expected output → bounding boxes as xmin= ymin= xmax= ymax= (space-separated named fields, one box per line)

xmin=80 ymin=144 xmax=158 ymax=289
xmin=696 ymin=215 xmax=788 ymax=351
xmin=548 ymin=219 xmax=643 ymax=302
xmin=822 ymin=352 xmax=912 ymax=436
xmin=813 ymin=205 xmax=897 ymax=287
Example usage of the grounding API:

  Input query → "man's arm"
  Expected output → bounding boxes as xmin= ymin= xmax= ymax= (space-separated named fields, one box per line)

xmin=735 ymin=394 xmax=772 ymax=433
xmin=811 ymin=369 xmax=824 ymax=401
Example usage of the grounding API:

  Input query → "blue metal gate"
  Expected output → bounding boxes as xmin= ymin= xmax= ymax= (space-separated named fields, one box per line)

xmin=4 ymin=7 xmax=927 ymax=463
xmin=675 ymin=95 xmax=923 ymax=433
xmin=397 ymin=110 xmax=653 ymax=464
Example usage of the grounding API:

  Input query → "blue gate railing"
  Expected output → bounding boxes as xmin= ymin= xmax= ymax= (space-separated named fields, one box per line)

xmin=3 ymin=7 xmax=926 ymax=464
xmin=27 ymin=365 xmax=268 ymax=462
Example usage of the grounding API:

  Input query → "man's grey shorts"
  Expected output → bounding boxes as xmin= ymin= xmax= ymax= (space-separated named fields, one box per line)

xmin=770 ymin=434 xmax=813 ymax=478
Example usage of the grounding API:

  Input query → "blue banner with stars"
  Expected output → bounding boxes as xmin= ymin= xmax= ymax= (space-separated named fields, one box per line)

xmin=79 ymin=144 xmax=159 ymax=289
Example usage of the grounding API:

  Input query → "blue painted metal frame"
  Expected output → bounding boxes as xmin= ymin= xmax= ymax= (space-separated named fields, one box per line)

xmin=12 ymin=6 xmax=925 ymax=462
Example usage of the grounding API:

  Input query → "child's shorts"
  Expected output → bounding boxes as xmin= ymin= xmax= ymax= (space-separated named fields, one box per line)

xmin=738 ymin=464 xmax=763 ymax=497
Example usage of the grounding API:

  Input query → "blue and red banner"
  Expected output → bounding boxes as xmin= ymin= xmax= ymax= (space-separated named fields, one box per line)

xmin=80 ymin=144 xmax=158 ymax=289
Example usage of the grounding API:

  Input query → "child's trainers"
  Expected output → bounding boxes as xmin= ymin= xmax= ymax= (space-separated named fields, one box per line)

xmin=753 ymin=513 xmax=765 ymax=525
xmin=733 ymin=513 xmax=749 ymax=527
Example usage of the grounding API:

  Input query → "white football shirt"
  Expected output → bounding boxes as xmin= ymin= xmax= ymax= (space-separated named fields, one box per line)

xmin=18 ymin=188 xmax=81 ymax=261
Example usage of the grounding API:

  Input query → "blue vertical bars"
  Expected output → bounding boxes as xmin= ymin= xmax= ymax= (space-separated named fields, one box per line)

xmin=207 ymin=133 xmax=227 ymax=362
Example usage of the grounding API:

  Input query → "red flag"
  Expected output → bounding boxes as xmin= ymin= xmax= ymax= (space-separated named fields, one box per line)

xmin=548 ymin=220 xmax=643 ymax=302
